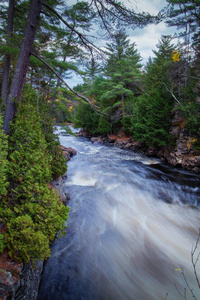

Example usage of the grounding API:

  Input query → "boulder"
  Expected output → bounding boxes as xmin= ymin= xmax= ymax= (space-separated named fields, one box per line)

xmin=107 ymin=134 xmax=117 ymax=143
xmin=60 ymin=146 xmax=77 ymax=160
xmin=90 ymin=137 xmax=104 ymax=143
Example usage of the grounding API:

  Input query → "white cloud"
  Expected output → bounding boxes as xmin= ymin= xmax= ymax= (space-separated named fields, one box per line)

xmin=63 ymin=0 xmax=178 ymax=86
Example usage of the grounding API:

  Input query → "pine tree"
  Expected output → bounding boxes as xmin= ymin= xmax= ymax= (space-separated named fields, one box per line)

xmin=130 ymin=36 xmax=176 ymax=147
xmin=98 ymin=30 xmax=142 ymax=133
xmin=165 ymin=0 xmax=200 ymax=46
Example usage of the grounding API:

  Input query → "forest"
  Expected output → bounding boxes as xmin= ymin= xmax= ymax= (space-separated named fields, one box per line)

xmin=0 ymin=0 xmax=200 ymax=264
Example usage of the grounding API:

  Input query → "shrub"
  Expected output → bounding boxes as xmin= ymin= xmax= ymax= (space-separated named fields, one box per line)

xmin=20 ymin=84 xmax=67 ymax=179
xmin=74 ymin=102 xmax=99 ymax=134
xmin=6 ymin=215 xmax=50 ymax=262
xmin=0 ymin=113 xmax=9 ymax=197
xmin=1 ymin=102 xmax=69 ymax=262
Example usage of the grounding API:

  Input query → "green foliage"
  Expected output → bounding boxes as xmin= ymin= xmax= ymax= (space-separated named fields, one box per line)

xmin=130 ymin=92 xmax=173 ymax=146
xmin=0 ymin=102 xmax=69 ymax=262
xmin=97 ymin=30 xmax=142 ymax=134
xmin=165 ymin=0 xmax=200 ymax=45
xmin=0 ymin=113 xmax=9 ymax=197
xmin=62 ymin=125 xmax=77 ymax=137
xmin=181 ymin=101 xmax=200 ymax=140
xmin=97 ymin=115 xmax=111 ymax=135
xmin=127 ymin=36 xmax=175 ymax=147
xmin=0 ymin=234 xmax=3 ymax=254
xmin=74 ymin=102 xmax=99 ymax=134
xmin=21 ymin=85 xmax=67 ymax=179
xmin=6 ymin=215 xmax=50 ymax=262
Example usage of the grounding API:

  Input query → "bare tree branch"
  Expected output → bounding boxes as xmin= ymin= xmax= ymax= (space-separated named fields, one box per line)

xmin=42 ymin=3 xmax=104 ymax=58
xmin=191 ymin=229 xmax=200 ymax=289
xmin=162 ymin=82 xmax=181 ymax=105
xmin=31 ymin=52 xmax=106 ymax=115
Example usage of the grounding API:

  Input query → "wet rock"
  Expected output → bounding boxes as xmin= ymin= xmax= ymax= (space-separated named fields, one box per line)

xmin=145 ymin=147 xmax=158 ymax=157
xmin=107 ymin=134 xmax=117 ymax=143
xmin=14 ymin=261 xmax=44 ymax=300
xmin=182 ymin=156 xmax=200 ymax=173
xmin=76 ymin=129 xmax=89 ymax=137
xmin=164 ymin=147 xmax=200 ymax=173
xmin=60 ymin=145 xmax=77 ymax=160
xmin=114 ymin=141 xmax=127 ymax=148
xmin=90 ymin=137 xmax=104 ymax=143
xmin=0 ymin=252 xmax=22 ymax=300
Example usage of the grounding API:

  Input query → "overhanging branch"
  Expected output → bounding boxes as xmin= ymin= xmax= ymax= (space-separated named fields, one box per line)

xmin=31 ymin=52 xmax=106 ymax=115
xmin=42 ymin=3 xmax=104 ymax=58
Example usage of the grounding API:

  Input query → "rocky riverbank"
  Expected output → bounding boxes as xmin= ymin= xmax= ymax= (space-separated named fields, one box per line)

xmin=0 ymin=146 xmax=76 ymax=300
xmin=78 ymin=129 xmax=200 ymax=174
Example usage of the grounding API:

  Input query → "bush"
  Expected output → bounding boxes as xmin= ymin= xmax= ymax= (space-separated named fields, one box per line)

xmin=74 ymin=102 xmax=99 ymax=134
xmin=0 ymin=102 xmax=69 ymax=262
xmin=21 ymin=85 xmax=67 ymax=178
xmin=130 ymin=92 xmax=173 ymax=147
xmin=0 ymin=234 xmax=3 ymax=254
xmin=6 ymin=215 xmax=50 ymax=262
xmin=0 ymin=113 xmax=9 ymax=197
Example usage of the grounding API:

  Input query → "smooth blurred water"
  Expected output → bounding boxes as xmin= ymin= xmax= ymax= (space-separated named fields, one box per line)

xmin=38 ymin=127 xmax=200 ymax=300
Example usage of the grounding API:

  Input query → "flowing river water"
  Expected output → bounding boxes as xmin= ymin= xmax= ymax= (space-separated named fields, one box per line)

xmin=38 ymin=127 xmax=200 ymax=300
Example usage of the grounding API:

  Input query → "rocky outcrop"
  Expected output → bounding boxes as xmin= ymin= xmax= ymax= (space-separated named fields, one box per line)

xmin=163 ymin=114 xmax=200 ymax=173
xmin=78 ymin=126 xmax=200 ymax=173
xmin=50 ymin=176 xmax=70 ymax=205
xmin=0 ymin=253 xmax=22 ymax=300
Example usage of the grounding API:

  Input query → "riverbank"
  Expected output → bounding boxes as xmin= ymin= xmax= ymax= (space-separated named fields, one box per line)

xmin=78 ymin=129 xmax=200 ymax=174
xmin=0 ymin=146 xmax=76 ymax=300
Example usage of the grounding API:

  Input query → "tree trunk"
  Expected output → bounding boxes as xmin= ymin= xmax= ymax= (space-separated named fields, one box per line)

xmin=3 ymin=0 xmax=44 ymax=134
xmin=1 ymin=0 xmax=15 ymax=106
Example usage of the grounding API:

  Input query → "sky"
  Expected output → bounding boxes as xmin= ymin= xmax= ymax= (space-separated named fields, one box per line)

xmin=66 ymin=0 xmax=177 ymax=87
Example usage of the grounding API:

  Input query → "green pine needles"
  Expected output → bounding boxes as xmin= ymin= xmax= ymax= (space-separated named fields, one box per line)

xmin=0 ymin=114 xmax=9 ymax=196
xmin=0 ymin=102 xmax=69 ymax=262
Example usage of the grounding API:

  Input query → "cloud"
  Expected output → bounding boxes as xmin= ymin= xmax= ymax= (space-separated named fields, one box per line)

xmin=129 ymin=22 xmax=177 ymax=63
xmin=63 ymin=0 xmax=177 ymax=86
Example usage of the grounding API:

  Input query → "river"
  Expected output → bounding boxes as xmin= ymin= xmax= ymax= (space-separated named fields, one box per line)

xmin=38 ymin=126 xmax=200 ymax=300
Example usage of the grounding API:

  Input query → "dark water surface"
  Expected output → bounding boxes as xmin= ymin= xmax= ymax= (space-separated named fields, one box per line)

xmin=38 ymin=127 xmax=200 ymax=300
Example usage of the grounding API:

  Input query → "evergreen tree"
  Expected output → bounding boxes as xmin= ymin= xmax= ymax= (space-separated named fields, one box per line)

xmin=99 ymin=30 xmax=142 ymax=134
xmin=0 ymin=0 xmax=159 ymax=133
xmin=165 ymin=0 xmax=200 ymax=46
xmin=130 ymin=36 xmax=175 ymax=147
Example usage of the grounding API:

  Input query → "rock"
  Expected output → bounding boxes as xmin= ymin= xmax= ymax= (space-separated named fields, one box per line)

xmin=51 ymin=176 xmax=66 ymax=203
xmin=145 ymin=147 xmax=158 ymax=157
xmin=90 ymin=137 xmax=103 ymax=143
xmin=164 ymin=147 xmax=200 ymax=173
xmin=182 ymin=156 xmax=200 ymax=173
xmin=124 ymin=143 xmax=135 ymax=149
xmin=14 ymin=261 xmax=44 ymax=300
xmin=170 ymin=126 xmax=181 ymax=137
xmin=60 ymin=145 xmax=77 ymax=160
xmin=76 ymin=129 xmax=89 ymax=137
xmin=0 ymin=252 xmax=22 ymax=300
xmin=114 ymin=141 xmax=127 ymax=148
xmin=107 ymin=134 xmax=117 ymax=143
